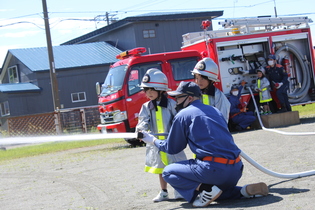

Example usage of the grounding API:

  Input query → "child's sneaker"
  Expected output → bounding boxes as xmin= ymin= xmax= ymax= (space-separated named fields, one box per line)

xmin=152 ymin=190 xmax=169 ymax=202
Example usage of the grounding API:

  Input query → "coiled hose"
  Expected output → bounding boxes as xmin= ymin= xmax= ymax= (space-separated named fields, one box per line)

xmin=275 ymin=43 xmax=311 ymax=103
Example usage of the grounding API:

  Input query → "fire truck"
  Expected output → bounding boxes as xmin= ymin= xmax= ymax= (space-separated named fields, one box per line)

xmin=96 ymin=16 xmax=315 ymax=145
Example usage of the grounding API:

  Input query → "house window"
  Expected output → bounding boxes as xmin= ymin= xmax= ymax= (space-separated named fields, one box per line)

xmin=71 ymin=92 xmax=86 ymax=103
xmin=143 ymin=29 xmax=155 ymax=38
xmin=8 ymin=65 xmax=19 ymax=83
xmin=0 ymin=101 xmax=10 ymax=116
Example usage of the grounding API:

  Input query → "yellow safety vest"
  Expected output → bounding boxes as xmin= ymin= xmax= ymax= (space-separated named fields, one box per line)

xmin=258 ymin=79 xmax=272 ymax=103
xmin=202 ymin=94 xmax=210 ymax=105
xmin=155 ymin=105 xmax=169 ymax=166
xmin=144 ymin=106 xmax=169 ymax=174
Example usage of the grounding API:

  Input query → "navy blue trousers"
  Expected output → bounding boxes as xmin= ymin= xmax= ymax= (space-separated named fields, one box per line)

xmin=162 ymin=158 xmax=243 ymax=203
xmin=231 ymin=112 xmax=256 ymax=129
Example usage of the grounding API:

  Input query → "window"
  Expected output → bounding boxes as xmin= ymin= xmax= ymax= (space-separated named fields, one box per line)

xmin=71 ymin=92 xmax=86 ymax=102
xmin=0 ymin=101 xmax=10 ymax=116
xmin=127 ymin=62 xmax=162 ymax=96
xmin=169 ymin=57 xmax=199 ymax=81
xmin=8 ymin=66 xmax=19 ymax=83
xmin=143 ymin=29 xmax=155 ymax=38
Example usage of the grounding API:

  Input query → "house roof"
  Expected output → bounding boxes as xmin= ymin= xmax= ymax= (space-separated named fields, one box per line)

xmin=62 ymin=11 xmax=224 ymax=45
xmin=8 ymin=42 xmax=122 ymax=71
xmin=0 ymin=83 xmax=41 ymax=93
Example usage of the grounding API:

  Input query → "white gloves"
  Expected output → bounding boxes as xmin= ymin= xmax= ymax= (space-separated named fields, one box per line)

xmin=140 ymin=131 xmax=157 ymax=144
xmin=275 ymin=82 xmax=283 ymax=89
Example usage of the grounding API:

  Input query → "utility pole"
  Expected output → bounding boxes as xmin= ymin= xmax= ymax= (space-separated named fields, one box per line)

xmin=42 ymin=0 xmax=61 ymax=134
xmin=273 ymin=0 xmax=278 ymax=17
xmin=41 ymin=0 xmax=60 ymax=111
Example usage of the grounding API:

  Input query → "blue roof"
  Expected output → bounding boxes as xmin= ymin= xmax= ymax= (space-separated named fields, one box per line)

xmin=9 ymin=42 xmax=122 ymax=71
xmin=0 ymin=83 xmax=41 ymax=93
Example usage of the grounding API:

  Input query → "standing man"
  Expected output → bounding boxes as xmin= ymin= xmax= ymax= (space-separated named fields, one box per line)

xmin=265 ymin=54 xmax=291 ymax=112
xmin=140 ymin=81 xmax=269 ymax=207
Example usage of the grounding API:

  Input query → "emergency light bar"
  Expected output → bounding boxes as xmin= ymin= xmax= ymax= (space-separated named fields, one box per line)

xmin=116 ymin=47 xmax=146 ymax=60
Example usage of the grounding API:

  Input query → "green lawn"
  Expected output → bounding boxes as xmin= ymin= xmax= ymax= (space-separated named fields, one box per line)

xmin=292 ymin=103 xmax=315 ymax=118
xmin=0 ymin=138 xmax=126 ymax=162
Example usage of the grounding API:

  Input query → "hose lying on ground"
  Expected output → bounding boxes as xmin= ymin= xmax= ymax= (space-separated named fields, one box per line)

xmin=237 ymin=88 xmax=315 ymax=179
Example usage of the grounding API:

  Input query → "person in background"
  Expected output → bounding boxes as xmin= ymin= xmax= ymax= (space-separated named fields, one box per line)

xmin=136 ymin=68 xmax=187 ymax=202
xmin=255 ymin=67 xmax=273 ymax=115
xmin=265 ymin=54 xmax=291 ymax=112
xmin=229 ymin=81 xmax=257 ymax=131
xmin=139 ymin=81 xmax=269 ymax=208
xmin=192 ymin=57 xmax=231 ymax=123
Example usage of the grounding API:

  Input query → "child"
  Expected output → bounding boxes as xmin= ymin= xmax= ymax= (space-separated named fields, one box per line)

xmin=136 ymin=68 xmax=187 ymax=202
xmin=229 ymin=81 xmax=256 ymax=131
xmin=255 ymin=67 xmax=272 ymax=115
xmin=192 ymin=58 xmax=231 ymax=123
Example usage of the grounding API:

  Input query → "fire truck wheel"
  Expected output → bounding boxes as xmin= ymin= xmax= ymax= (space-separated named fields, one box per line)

xmin=125 ymin=138 xmax=146 ymax=147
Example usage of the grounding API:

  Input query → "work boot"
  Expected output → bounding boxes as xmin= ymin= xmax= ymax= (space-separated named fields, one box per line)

xmin=241 ymin=182 xmax=269 ymax=198
xmin=192 ymin=185 xmax=222 ymax=207
xmin=278 ymin=104 xmax=287 ymax=113
xmin=152 ymin=190 xmax=169 ymax=202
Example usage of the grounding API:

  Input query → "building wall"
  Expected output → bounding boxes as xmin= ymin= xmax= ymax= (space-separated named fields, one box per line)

xmin=133 ymin=19 xmax=208 ymax=54
xmin=55 ymin=65 xmax=110 ymax=109
xmin=84 ymin=24 xmax=137 ymax=51
xmin=79 ymin=19 xmax=211 ymax=53
xmin=3 ymin=56 xmax=38 ymax=85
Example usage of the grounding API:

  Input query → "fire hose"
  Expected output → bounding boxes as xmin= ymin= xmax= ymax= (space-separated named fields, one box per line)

xmin=1 ymin=98 xmax=315 ymax=178
xmin=275 ymin=43 xmax=311 ymax=103
xmin=238 ymin=87 xmax=315 ymax=179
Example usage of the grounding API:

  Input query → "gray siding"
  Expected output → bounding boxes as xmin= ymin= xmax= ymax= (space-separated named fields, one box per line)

xmin=79 ymin=19 xmax=211 ymax=53
xmin=3 ymin=57 xmax=38 ymax=85
xmin=133 ymin=19 xmax=213 ymax=54
xmin=83 ymin=25 xmax=137 ymax=50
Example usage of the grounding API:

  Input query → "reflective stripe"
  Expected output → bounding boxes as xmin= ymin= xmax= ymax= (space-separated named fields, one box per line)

xmin=199 ymin=95 xmax=211 ymax=159
xmin=258 ymin=79 xmax=272 ymax=103
xmin=156 ymin=106 xmax=168 ymax=165
xmin=202 ymin=94 xmax=210 ymax=105
xmin=144 ymin=165 xmax=164 ymax=174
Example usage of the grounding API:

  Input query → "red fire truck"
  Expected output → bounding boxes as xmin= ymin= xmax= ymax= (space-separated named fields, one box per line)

xmin=96 ymin=16 xmax=315 ymax=145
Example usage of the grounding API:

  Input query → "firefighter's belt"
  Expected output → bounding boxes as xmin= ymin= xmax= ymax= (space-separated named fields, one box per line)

xmin=230 ymin=112 xmax=241 ymax=119
xmin=202 ymin=156 xmax=241 ymax=164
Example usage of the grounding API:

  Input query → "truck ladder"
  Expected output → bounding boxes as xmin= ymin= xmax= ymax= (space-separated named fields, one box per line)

xmin=219 ymin=16 xmax=312 ymax=29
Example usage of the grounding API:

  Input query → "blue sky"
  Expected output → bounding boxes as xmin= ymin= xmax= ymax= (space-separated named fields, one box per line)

xmin=1 ymin=0 xmax=315 ymax=66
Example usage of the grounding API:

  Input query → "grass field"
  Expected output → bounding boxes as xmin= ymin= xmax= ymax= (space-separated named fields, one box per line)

xmin=0 ymin=103 xmax=314 ymax=162
xmin=0 ymin=138 xmax=126 ymax=162
xmin=292 ymin=103 xmax=315 ymax=118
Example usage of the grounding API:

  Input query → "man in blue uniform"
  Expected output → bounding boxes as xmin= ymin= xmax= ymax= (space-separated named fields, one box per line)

xmin=140 ymin=81 xmax=268 ymax=207
xmin=229 ymin=81 xmax=256 ymax=131
xmin=265 ymin=54 xmax=291 ymax=112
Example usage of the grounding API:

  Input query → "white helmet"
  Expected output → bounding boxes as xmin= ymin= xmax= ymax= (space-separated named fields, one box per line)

xmin=257 ymin=66 xmax=265 ymax=75
xmin=140 ymin=68 xmax=170 ymax=91
xmin=191 ymin=58 xmax=219 ymax=82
